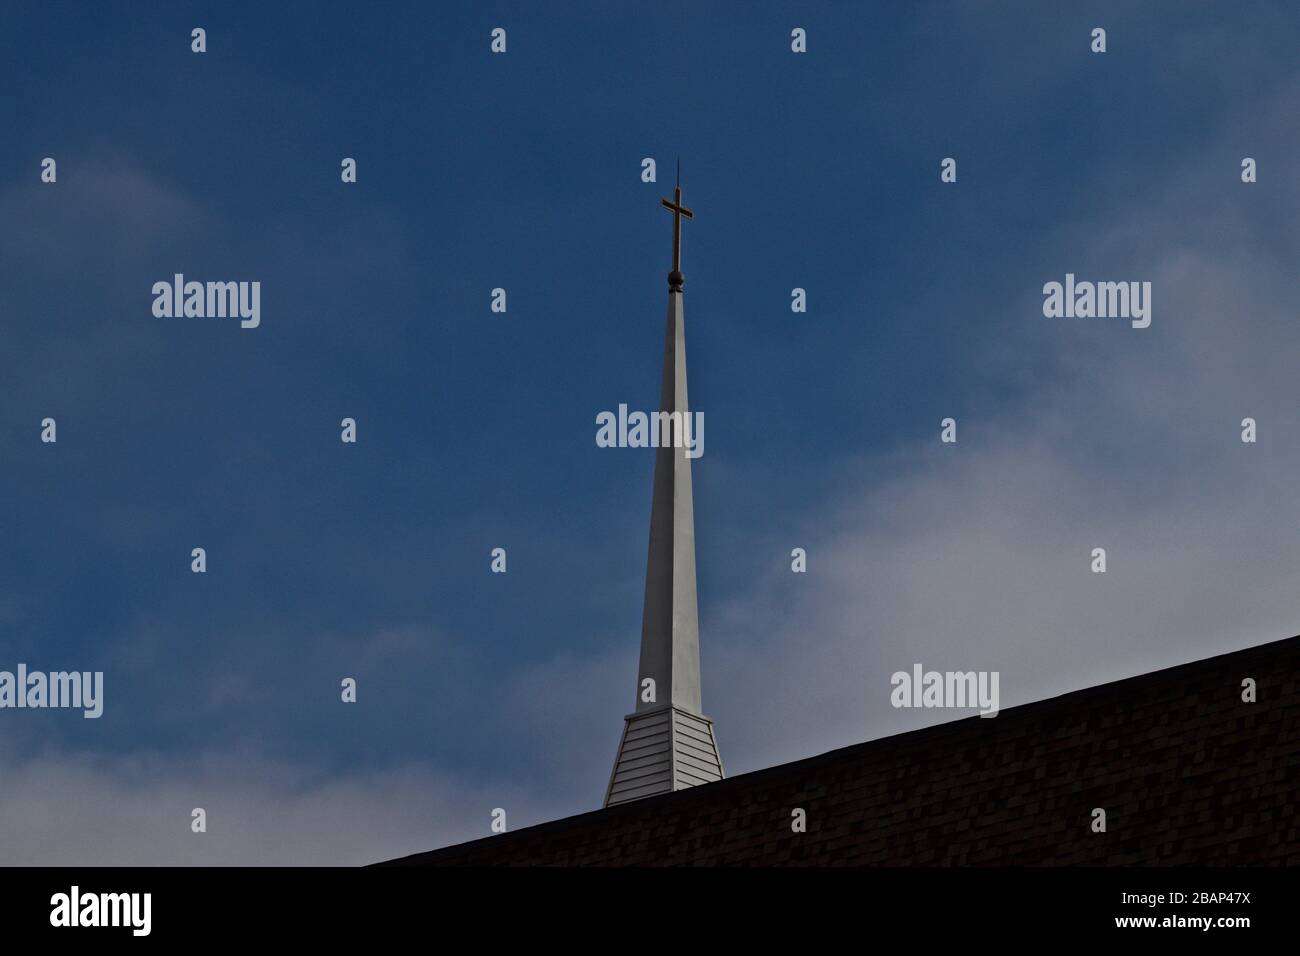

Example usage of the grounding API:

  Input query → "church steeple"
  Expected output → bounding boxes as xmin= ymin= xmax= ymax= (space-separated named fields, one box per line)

xmin=605 ymin=175 xmax=725 ymax=807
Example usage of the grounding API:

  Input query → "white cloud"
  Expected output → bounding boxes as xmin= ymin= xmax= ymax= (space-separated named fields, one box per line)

xmin=701 ymin=83 xmax=1300 ymax=778
xmin=0 ymin=743 xmax=565 ymax=866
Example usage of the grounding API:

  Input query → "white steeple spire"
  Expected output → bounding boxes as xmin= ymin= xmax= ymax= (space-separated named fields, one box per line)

xmin=605 ymin=178 xmax=724 ymax=807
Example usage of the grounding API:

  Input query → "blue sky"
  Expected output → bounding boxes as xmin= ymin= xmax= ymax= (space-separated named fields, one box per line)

xmin=2 ymin=1 xmax=1298 ymax=863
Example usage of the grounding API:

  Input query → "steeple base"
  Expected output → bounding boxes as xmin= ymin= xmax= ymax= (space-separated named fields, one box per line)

xmin=605 ymin=705 xmax=724 ymax=807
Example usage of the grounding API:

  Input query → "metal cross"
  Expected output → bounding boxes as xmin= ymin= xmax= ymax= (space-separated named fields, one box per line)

xmin=661 ymin=165 xmax=693 ymax=281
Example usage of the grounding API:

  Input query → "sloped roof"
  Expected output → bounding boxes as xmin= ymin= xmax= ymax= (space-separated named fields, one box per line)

xmin=379 ymin=634 xmax=1300 ymax=866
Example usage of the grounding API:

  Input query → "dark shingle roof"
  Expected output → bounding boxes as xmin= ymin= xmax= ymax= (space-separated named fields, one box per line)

xmin=378 ymin=635 xmax=1300 ymax=866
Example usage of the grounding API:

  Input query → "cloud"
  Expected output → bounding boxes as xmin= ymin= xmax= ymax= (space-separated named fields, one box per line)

xmin=0 ymin=741 xmax=565 ymax=866
xmin=0 ymin=160 xmax=203 ymax=265
xmin=0 ymin=617 xmax=640 ymax=864
xmin=700 ymin=77 xmax=1300 ymax=778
